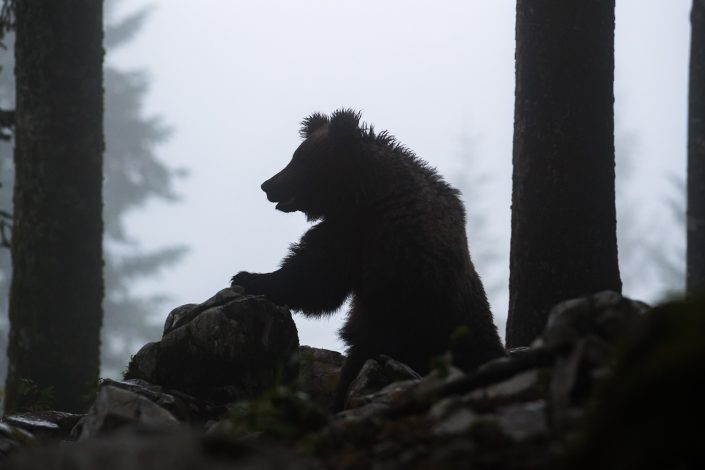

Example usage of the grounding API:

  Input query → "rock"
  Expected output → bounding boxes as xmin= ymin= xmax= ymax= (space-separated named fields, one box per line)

xmin=428 ymin=396 xmax=464 ymax=420
xmin=336 ymin=366 xmax=465 ymax=421
xmin=496 ymin=401 xmax=548 ymax=442
xmin=76 ymin=385 xmax=180 ymax=439
xmin=292 ymin=346 xmax=345 ymax=410
xmin=464 ymin=369 xmax=548 ymax=405
xmin=1 ymin=430 xmax=320 ymax=470
xmin=344 ymin=356 xmax=421 ymax=410
xmin=565 ymin=296 xmax=705 ymax=470
xmin=541 ymin=290 xmax=647 ymax=350
xmin=0 ymin=423 xmax=33 ymax=458
xmin=407 ymin=366 xmax=466 ymax=399
xmin=539 ymin=291 xmax=648 ymax=429
xmin=1 ymin=411 xmax=82 ymax=440
xmin=317 ymin=379 xmax=553 ymax=470
xmin=163 ymin=287 xmax=245 ymax=335
xmin=379 ymin=355 xmax=423 ymax=380
xmin=477 ymin=355 xmax=514 ymax=375
xmin=432 ymin=408 xmax=478 ymax=436
xmin=550 ymin=336 xmax=612 ymax=428
xmin=96 ymin=378 xmax=225 ymax=424
xmin=507 ymin=347 xmax=532 ymax=358
xmin=335 ymin=402 xmax=393 ymax=421
xmin=162 ymin=304 xmax=200 ymax=335
xmin=2 ymin=286 xmax=667 ymax=469
xmin=125 ymin=291 xmax=299 ymax=403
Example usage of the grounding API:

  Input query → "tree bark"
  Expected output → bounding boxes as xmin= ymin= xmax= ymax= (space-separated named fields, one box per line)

xmin=5 ymin=0 xmax=104 ymax=413
xmin=507 ymin=0 xmax=622 ymax=347
xmin=688 ymin=0 xmax=705 ymax=296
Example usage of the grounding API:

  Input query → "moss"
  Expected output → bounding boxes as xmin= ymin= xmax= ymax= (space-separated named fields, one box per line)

xmin=216 ymin=386 xmax=329 ymax=442
xmin=14 ymin=378 xmax=55 ymax=411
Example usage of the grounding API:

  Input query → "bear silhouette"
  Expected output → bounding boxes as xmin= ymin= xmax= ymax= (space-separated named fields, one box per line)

xmin=232 ymin=109 xmax=505 ymax=410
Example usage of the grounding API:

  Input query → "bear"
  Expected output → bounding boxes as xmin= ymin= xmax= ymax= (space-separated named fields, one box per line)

xmin=232 ymin=109 xmax=505 ymax=410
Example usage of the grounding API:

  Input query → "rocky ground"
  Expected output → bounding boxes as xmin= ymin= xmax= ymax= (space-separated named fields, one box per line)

xmin=0 ymin=289 xmax=703 ymax=469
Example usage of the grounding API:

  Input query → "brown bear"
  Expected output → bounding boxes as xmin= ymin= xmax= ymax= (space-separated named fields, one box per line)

xmin=232 ymin=109 xmax=505 ymax=410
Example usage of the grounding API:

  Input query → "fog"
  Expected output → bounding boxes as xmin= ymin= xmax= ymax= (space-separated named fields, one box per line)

xmin=109 ymin=0 xmax=691 ymax=353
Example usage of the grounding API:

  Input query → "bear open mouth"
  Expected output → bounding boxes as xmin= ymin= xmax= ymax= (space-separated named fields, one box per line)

xmin=275 ymin=196 xmax=298 ymax=213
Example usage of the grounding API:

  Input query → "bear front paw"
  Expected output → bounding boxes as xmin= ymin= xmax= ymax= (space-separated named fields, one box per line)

xmin=231 ymin=271 xmax=254 ymax=289
xmin=231 ymin=271 xmax=269 ymax=296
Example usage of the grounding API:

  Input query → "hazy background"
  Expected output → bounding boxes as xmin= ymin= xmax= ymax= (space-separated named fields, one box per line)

xmin=2 ymin=1 xmax=690 ymax=378
xmin=112 ymin=0 xmax=690 ymax=354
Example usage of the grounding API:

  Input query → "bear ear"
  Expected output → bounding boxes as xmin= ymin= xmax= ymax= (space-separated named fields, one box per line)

xmin=299 ymin=113 xmax=330 ymax=139
xmin=329 ymin=108 xmax=363 ymax=142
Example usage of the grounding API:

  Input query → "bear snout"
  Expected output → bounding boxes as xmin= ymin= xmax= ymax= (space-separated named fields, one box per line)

xmin=261 ymin=176 xmax=283 ymax=202
xmin=261 ymin=178 xmax=274 ymax=194
xmin=261 ymin=174 xmax=298 ymax=212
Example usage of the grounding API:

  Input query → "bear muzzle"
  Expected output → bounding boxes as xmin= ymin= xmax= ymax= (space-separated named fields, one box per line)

xmin=261 ymin=177 xmax=298 ymax=213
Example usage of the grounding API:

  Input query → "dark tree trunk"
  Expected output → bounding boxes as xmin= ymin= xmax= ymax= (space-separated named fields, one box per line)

xmin=507 ymin=0 xmax=622 ymax=348
xmin=688 ymin=0 xmax=705 ymax=296
xmin=5 ymin=0 xmax=104 ymax=413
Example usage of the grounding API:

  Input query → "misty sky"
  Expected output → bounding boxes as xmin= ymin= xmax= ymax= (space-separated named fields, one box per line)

xmin=110 ymin=0 xmax=691 ymax=352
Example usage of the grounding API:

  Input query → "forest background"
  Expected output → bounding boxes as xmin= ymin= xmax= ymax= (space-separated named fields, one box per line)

xmin=0 ymin=0 xmax=690 ymax=379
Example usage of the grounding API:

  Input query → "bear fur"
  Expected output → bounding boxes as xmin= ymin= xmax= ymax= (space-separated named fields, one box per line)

xmin=232 ymin=109 xmax=505 ymax=409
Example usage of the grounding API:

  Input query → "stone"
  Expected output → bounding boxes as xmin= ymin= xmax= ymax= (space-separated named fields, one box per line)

xmin=541 ymin=291 xmax=649 ymax=430
xmin=543 ymin=291 xmax=647 ymax=350
xmin=496 ymin=401 xmax=548 ymax=442
xmin=428 ymin=396 xmax=465 ymax=420
xmin=344 ymin=356 xmax=421 ymax=410
xmin=163 ymin=287 xmax=245 ymax=335
xmin=432 ymin=408 xmax=478 ymax=436
xmin=1 ymin=430 xmax=320 ymax=470
xmin=76 ymin=385 xmax=179 ymax=439
xmin=97 ymin=378 xmax=224 ymax=424
xmin=0 ymin=423 xmax=33 ymax=458
xmin=162 ymin=304 xmax=199 ymax=336
xmin=126 ymin=293 xmax=299 ymax=403
xmin=2 ymin=411 xmax=82 ymax=440
xmin=293 ymin=346 xmax=345 ymax=410
xmin=335 ymin=402 xmax=391 ymax=422
xmin=465 ymin=369 xmax=546 ymax=404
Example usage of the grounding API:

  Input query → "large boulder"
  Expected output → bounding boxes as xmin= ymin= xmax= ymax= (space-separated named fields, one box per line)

xmin=125 ymin=288 xmax=300 ymax=403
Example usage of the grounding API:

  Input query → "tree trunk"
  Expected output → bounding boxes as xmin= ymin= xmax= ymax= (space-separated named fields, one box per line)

xmin=688 ymin=0 xmax=705 ymax=296
xmin=507 ymin=0 xmax=622 ymax=348
xmin=5 ymin=0 xmax=104 ymax=413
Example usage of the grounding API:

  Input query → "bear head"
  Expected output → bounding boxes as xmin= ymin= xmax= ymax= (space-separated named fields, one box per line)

xmin=260 ymin=109 xmax=368 ymax=221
